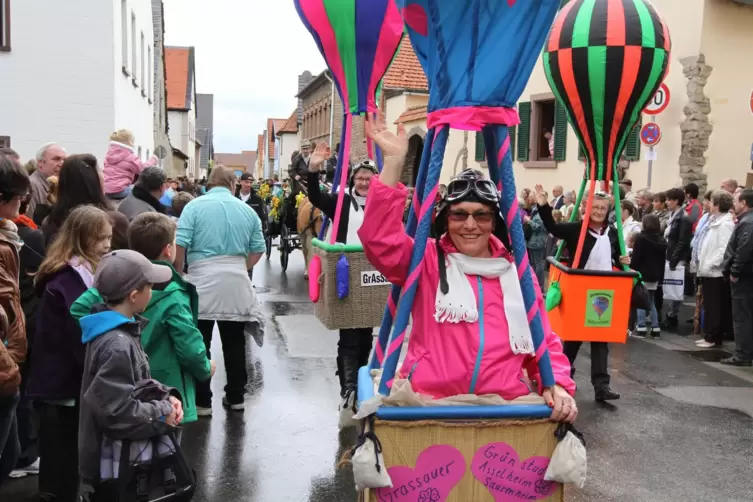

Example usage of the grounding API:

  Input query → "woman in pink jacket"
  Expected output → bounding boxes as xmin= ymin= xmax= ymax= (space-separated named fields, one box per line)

xmin=103 ymin=129 xmax=158 ymax=199
xmin=358 ymin=114 xmax=578 ymax=423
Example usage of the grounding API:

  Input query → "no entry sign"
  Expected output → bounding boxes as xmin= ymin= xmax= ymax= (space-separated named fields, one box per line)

xmin=640 ymin=122 xmax=662 ymax=146
xmin=644 ymin=83 xmax=670 ymax=115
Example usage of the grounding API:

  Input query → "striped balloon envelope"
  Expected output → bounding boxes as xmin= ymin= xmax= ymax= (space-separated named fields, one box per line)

xmin=543 ymin=0 xmax=671 ymax=182
xmin=294 ymin=0 xmax=404 ymax=116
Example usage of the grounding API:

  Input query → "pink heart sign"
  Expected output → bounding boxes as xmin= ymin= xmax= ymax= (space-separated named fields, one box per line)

xmin=471 ymin=442 xmax=557 ymax=501
xmin=375 ymin=445 xmax=465 ymax=502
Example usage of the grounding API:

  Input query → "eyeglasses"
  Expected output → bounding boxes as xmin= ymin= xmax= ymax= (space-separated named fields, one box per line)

xmin=354 ymin=177 xmax=372 ymax=183
xmin=448 ymin=210 xmax=495 ymax=224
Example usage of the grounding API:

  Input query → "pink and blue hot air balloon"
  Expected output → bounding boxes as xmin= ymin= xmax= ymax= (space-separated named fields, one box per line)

xmin=294 ymin=0 xmax=404 ymax=243
xmin=361 ymin=0 xmax=564 ymax=420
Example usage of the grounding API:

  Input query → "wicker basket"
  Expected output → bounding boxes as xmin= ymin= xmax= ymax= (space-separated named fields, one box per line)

xmin=313 ymin=240 xmax=391 ymax=330
xmin=362 ymin=418 xmax=563 ymax=502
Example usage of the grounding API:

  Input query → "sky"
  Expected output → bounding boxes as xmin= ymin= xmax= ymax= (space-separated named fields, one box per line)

xmin=163 ymin=0 xmax=325 ymax=153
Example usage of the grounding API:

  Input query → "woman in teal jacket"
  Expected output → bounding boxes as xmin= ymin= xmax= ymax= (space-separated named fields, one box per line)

xmin=71 ymin=261 xmax=212 ymax=423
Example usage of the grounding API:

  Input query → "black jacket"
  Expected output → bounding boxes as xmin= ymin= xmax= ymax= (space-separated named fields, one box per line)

xmin=16 ymin=224 xmax=45 ymax=347
xmin=631 ymin=232 xmax=668 ymax=282
xmin=236 ymin=189 xmax=267 ymax=229
xmin=289 ymin=155 xmax=312 ymax=195
xmin=665 ymin=210 xmax=692 ymax=269
xmin=307 ymin=171 xmax=362 ymax=244
xmin=724 ymin=210 xmax=753 ymax=278
xmin=539 ymin=203 xmax=621 ymax=270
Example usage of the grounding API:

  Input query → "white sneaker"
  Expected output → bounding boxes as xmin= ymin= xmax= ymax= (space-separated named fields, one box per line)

xmin=9 ymin=459 xmax=40 ymax=478
xmin=222 ymin=397 xmax=245 ymax=411
xmin=196 ymin=406 xmax=213 ymax=417
xmin=696 ymin=340 xmax=716 ymax=348
xmin=695 ymin=338 xmax=708 ymax=345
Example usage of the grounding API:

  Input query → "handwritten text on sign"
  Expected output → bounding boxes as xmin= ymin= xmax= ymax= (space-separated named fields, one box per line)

xmin=361 ymin=270 xmax=390 ymax=287
xmin=375 ymin=445 xmax=465 ymax=502
xmin=471 ymin=442 xmax=557 ymax=501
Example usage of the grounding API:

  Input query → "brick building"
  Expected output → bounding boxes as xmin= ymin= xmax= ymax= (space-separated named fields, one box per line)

xmin=297 ymin=70 xmax=367 ymax=162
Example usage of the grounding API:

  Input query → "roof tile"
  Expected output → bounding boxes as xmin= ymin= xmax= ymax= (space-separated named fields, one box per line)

xmin=383 ymin=38 xmax=428 ymax=92
xmin=165 ymin=47 xmax=191 ymax=109
xmin=277 ymin=111 xmax=298 ymax=135
xmin=394 ymin=106 xmax=428 ymax=124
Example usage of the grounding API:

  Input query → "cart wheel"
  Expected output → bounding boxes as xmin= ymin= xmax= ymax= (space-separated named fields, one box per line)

xmin=265 ymin=233 xmax=272 ymax=259
xmin=280 ymin=224 xmax=290 ymax=272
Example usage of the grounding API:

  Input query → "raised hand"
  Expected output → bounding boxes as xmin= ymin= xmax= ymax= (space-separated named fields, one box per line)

xmin=365 ymin=110 xmax=408 ymax=160
xmin=309 ymin=142 xmax=330 ymax=171
xmin=534 ymin=184 xmax=548 ymax=207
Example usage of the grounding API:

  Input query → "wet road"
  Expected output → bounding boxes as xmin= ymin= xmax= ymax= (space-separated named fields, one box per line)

xmin=3 ymin=250 xmax=753 ymax=501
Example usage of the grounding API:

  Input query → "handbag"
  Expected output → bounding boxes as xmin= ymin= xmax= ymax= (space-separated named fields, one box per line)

xmin=108 ymin=430 xmax=196 ymax=502
xmin=662 ymin=263 xmax=686 ymax=301
xmin=630 ymin=277 xmax=651 ymax=311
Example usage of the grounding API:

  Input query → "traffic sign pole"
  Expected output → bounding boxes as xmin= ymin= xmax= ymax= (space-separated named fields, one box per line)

xmin=647 ymin=116 xmax=655 ymax=188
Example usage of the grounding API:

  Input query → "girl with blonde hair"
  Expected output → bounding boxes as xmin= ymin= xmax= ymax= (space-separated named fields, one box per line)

xmin=26 ymin=205 xmax=112 ymax=500
xmin=103 ymin=129 xmax=158 ymax=200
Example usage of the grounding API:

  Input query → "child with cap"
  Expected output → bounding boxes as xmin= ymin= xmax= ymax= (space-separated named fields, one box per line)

xmin=75 ymin=250 xmax=184 ymax=496
xmin=73 ymin=213 xmax=214 ymax=423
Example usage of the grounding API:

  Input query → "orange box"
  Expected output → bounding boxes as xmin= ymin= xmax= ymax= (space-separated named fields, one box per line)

xmin=546 ymin=258 xmax=637 ymax=343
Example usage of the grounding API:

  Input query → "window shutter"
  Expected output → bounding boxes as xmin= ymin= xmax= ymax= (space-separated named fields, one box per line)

xmin=623 ymin=117 xmax=642 ymax=161
xmin=509 ymin=125 xmax=516 ymax=162
xmin=474 ymin=131 xmax=486 ymax=161
xmin=553 ymin=102 xmax=568 ymax=161
xmin=517 ymin=102 xmax=531 ymax=162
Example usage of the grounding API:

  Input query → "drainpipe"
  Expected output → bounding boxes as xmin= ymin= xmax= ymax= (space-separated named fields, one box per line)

xmin=324 ymin=72 xmax=335 ymax=146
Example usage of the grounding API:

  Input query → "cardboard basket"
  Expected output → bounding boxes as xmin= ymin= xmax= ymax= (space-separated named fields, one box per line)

xmin=362 ymin=418 xmax=563 ymax=502
xmin=547 ymin=257 xmax=637 ymax=343
xmin=312 ymin=239 xmax=390 ymax=330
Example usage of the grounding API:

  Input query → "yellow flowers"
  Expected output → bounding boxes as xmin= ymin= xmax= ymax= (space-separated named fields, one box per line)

xmin=269 ymin=196 xmax=282 ymax=222
xmin=258 ymin=183 xmax=271 ymax=202
xmin=295 ymin=192 xmax=306 ymax=209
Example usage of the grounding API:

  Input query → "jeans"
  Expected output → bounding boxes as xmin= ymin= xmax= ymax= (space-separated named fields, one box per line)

xmin=0 ymin=392 xmax=20 ymax=488
xmin=105 ymin=186 xmax=132 ymax=199
xmin=636 ymin=289 xmax=659 ymax=329
xmin=196 ymin=320 xmax=248 ymax=406
xmin=37 ymin=402 xmax=80 ymax=501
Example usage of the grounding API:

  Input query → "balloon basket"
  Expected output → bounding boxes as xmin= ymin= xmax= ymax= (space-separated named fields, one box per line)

xmin=546 ymin=258 xmax=637 ymax=344
xmin=312 ymin=239 xmax=390 ymax=330
xmin=357 ymin=369 xmax=563 ymax=502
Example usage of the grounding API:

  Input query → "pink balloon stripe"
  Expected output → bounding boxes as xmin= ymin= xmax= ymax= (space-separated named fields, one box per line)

xmin=298 ymin=0 xmax=349 ymax=106
xmin=535 ymin=341 xmax=547 ymax=362
xmin=527 ymin=305 xmax=537 ymax=323
xmin=388 ymin=295 xmax=397 ymax=316
xmin=386 ymin=330 xmax=406 ymax=361
xmin=375 ymin=340 xmax=385 ymax=364
xmin=497 ymin=134 xmax=511 ymax=165
xmin=518 ymin=252 xmax=530 ymax=280
xmin=329 ymin=115 xmax=353 ymax=243
xmin=419 ymin=186 xmax=438 ymax=221
xmin=366 ymin=0 xmax=403 ymax=112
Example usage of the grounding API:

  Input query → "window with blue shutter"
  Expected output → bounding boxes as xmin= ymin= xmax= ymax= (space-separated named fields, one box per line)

xmin=475 ymin=131 xmax=485 ymax=161
xmin=553 ymin=102 xmax=568 ymax=162
xmin=623 ymin=117 xmax=642 ymax=161
xmin=517 ymin=102 xmax=531 ymax=162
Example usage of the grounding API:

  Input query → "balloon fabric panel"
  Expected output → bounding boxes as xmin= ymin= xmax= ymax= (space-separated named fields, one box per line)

xmin=396 ymin=0 xmax=561 ymax=113
xmin=544 ymin=0 xmax=670 ymax=180
xmin=295 ymin=0 xmax=403 ymax=114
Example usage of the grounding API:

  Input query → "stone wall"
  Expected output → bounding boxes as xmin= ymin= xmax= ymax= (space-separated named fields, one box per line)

xmin=678 ymin=54 xmax=713 ymax=191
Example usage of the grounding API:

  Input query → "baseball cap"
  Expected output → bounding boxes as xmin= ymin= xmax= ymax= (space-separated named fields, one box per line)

xmin=94 ymin=250 xmax=173 ymax=303
xmin=240 ymin=173 xmax=253 ymax=181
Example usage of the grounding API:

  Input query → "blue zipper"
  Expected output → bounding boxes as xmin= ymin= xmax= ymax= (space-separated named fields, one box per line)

xmin=469 ymin=276 xmax=485 ymax=394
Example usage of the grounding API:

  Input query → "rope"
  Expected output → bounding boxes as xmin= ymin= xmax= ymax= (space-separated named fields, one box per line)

xmin=373 ymin=418 xmax=551 ymax=428
xmin=329 ymin=114 xmax=354 ymax=244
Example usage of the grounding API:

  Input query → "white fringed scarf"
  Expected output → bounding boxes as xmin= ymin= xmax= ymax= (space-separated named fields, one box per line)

xmin=434 ymin=253 xmax=535 ymax=355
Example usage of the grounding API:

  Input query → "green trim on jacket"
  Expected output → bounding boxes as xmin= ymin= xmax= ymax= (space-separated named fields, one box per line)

xmin=71 ymin=261 xmax=211 ymax=423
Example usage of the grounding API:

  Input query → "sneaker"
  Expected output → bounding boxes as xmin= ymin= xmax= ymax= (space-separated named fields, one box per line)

xmin=651 ymin=327 xmax=661 ymax=338
xmin=196 ymin=406 xmax=213 ymax=417
xmin=695 ymin=338 xmax=708 ymax=345
xmin=222 ymin=397 xmax=245 ymax=411
xmin=696 ymin=340 xmax=717 ymax=348
xmin=338 ymin=389 xmax=359 ymax=429
xmin=8 ymin=459 xmax=40 ymax=478
xmin=631 ymin=328 xmax=648 ymax=338
xmin=720 ymin=356 xmax=752 ymax=367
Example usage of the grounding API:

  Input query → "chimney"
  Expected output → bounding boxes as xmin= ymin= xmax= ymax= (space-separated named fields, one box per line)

xmin=297 ymin=71 xmax=314 ymax=124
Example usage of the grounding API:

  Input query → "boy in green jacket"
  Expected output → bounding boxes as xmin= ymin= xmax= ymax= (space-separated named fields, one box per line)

xmin=72 ymin=213 xmax=215 ymax=422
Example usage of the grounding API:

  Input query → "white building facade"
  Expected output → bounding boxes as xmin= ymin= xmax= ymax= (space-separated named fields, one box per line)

xmin=0 ymin=0 xmax=155 ymax=161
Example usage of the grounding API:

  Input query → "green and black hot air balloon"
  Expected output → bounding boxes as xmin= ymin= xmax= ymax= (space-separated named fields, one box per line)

xmin=543 ymin=0 xmax=671 ymax=341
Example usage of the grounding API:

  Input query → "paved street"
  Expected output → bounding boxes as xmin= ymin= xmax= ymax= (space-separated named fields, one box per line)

xmin=3 ymin=250 xmax=753 ymax=501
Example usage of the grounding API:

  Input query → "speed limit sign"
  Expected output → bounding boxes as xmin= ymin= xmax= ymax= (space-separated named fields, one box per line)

xmin=644 ymin=83 xmax=670 ymax=115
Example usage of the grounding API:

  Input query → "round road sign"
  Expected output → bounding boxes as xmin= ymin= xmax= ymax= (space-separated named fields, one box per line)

xmin=640 ymin=122 xmax=662 ymax=146
xmin=644 ymin=83 xmax=670 ymax=115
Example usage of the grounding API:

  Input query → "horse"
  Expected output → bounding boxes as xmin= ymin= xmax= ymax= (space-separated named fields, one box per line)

xmin=296 ymin=197 xmax=323 ymax=278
